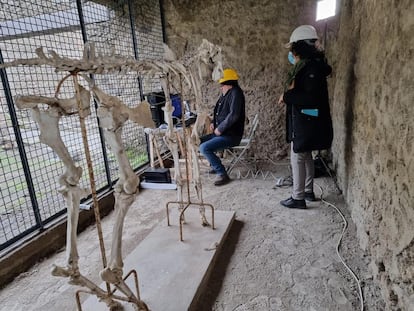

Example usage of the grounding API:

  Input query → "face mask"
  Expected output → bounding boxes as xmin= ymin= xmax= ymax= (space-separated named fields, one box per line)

xmin=288 ymin=51 xmax=296 ymax=65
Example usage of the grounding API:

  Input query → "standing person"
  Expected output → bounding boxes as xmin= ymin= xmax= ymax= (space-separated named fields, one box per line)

xmin=278 ymin=25 xmax=333 ymax=208
xmin=199 ymin=68 xmax=245 ymax=186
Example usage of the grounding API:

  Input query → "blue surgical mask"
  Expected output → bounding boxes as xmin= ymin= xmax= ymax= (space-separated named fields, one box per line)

xmin=288 ymin=51 xmax=296 ymax=65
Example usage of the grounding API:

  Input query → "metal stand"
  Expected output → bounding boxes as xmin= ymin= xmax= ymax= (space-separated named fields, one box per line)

xmin=166 ymin=200 xmax=215 ymax=241
xmin=165 ymin=76 xmax=215 ymax=242
xmin=315 ymin=151 xmax=342 ymax=194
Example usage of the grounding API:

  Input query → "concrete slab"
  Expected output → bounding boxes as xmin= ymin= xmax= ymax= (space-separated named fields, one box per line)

xmin=82 ymin=208 xmax=235 ymax=311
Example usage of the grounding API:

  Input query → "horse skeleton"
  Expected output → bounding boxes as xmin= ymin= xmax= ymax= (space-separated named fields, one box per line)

xmin=2 ymin=40 xmax=223 ymax=309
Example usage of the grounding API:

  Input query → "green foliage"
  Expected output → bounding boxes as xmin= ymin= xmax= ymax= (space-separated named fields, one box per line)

xmin=125 ymin=147 xmax=148 ymax=168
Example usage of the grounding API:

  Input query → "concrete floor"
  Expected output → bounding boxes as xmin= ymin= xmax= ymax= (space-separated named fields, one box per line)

xmin=0 ymin=165 xmax=385 ymax=311
xmin=82 ymin=209 xmax=235 ymax=311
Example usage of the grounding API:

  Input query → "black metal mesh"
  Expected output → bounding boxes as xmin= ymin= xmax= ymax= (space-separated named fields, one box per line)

xmin=0 ymin=96 xmax=37 ymax=245
xmin=85 ymin=1 xmax=147 ymax=183
xmin=0 ymin=0 xmax=164 ymax=252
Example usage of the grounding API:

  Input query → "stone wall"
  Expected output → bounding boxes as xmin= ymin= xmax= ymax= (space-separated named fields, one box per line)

xmin=162 ymin=0 xmax=414 ymax=310
xmin=329 ymin=0 xmax=414 ymax=309
xmin=162 ymin=0 xmax=319 ymax=160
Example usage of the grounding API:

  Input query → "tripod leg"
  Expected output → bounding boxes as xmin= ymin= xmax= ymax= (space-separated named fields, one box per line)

xmin=316 ymin=153 xmax=342 ymax=194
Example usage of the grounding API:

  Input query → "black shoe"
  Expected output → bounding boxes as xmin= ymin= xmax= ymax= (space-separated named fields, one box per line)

xmin=280 ymin=197 xmax=306 ymax=209
xmin=214 ymin=174 xmax=230 ymax=186
xmin=305 ymin=191 xmax=316 ymax=201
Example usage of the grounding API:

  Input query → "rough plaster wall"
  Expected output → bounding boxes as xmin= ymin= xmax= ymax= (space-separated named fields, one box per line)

xmin=162 ymin=0 xmax=414 ymax=310
xmin=162 ymin=0 xmax=320 ymax=160
xmin=330 ymin=1 xmax=414 ymax=310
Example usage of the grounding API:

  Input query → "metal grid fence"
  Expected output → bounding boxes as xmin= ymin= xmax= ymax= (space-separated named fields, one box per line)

xmin=0 ymin=0 xmax=164 ymax=253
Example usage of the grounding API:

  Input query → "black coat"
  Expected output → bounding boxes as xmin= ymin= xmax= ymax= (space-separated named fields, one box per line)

xmin=213 ymin=85 xmax=245 ymax=140
xmin=284 ymin=58 xmax=333 ymax=153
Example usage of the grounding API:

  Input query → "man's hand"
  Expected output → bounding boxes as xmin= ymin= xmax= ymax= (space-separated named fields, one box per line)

xmin=214 ymin=128 xmax=221 ymax=136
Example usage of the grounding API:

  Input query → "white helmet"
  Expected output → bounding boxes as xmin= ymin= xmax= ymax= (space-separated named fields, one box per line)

xmin=285 ymin=25 xmax=318 ymax=47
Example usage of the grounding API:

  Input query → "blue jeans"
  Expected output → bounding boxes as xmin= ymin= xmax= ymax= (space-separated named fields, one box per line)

xmin=199 ymin=134 xmax=241 ymax=176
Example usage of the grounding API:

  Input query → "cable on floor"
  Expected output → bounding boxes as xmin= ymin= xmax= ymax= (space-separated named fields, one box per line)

xmin=230 ymin=169 xmax=279 ymax=180
xmin=315 ymin=182 xmax=364 ymax=311
xmin=221 ymin=160 xmax=364 ymax=309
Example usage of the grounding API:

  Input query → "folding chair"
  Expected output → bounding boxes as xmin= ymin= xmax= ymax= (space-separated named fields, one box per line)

xmin=226 ymin=113 xmax=259 ymax=174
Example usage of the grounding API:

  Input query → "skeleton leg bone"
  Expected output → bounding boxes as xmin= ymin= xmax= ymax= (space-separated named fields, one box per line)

xmin=189 ymin=143 xmax=209 ymax=226
xmin=164 ymin=132 xmax=186 ymax=223
xmin=160 ymin=77 xmax=187 ymax=223
xmin=51 ymin=184 xmax=86 ymax=280
xmin=28 ymin=106 xmax=85 ymax=270
xmin=189 ymin=111 xmax=212 ymax=226
xmin=96 ymin=96 xmax=148 ymax=311
xmin=22 ymin=101 xmax=122 ymax=309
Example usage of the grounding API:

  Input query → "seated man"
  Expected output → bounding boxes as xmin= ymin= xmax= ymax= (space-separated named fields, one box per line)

xmin=199 ymin=68 xmax=246 ymax=186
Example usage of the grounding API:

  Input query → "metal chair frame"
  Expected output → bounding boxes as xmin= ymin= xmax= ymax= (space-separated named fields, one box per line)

xmin=226 ymin=113 xmax=259 ymax=174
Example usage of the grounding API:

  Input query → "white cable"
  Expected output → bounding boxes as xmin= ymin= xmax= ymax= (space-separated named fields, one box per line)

xmin=208 ymin=161 xmax=363 ymax=308
xmin=206 ymin=169 xmax=280 ymax=181
xmin=315 ymin=183 xmax=364 ymax=311
xmin=231 ymin=169 xmax=280 ymax=180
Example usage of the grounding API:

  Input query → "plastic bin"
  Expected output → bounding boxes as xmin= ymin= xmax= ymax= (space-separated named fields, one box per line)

xmin=170 ymin=94 xmax=182 ymax=118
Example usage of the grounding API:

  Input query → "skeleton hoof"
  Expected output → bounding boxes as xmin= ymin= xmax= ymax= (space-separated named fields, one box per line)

xmin=201 ymin=217 xmax=210 ymax=227
xmin=133 ymin=301 xmax=150 ymax=311
xmin=108 ymin=301 xmax=124 ymax=311
xmin=51 ymin=264 xmax=82 ymax=285
xmin=51 ymin=264 xmax=72 ymax=277
xmin=100 ymin=267 xmax=123 ymax=284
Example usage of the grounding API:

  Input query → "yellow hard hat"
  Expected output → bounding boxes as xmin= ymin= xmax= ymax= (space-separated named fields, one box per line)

xmin=218 ymin=68 xmax=239 ymax=84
